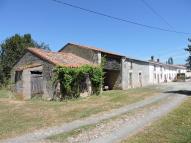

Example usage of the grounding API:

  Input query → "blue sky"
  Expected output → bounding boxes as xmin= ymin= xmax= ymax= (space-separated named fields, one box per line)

xmin=0 ymin=0 xmax=191 ymax=64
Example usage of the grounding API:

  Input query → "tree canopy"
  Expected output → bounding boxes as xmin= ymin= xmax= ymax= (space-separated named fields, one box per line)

xmin=185 ymin=38 xmax=191 ymax=70
xmin=0 ymin=34 xmax=49 ymax=86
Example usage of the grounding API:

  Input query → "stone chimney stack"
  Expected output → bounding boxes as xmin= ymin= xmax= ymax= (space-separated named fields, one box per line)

xmin=151 ymin=56 xmax=154 ymax=61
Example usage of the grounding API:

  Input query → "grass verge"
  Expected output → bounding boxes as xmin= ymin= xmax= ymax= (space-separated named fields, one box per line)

xmin=0 ymin=89 xmax=13 ymax=98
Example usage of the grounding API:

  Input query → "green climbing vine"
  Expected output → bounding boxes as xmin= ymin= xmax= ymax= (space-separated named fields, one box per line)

xmin=53 ymin=65 xmax=104 ymax=99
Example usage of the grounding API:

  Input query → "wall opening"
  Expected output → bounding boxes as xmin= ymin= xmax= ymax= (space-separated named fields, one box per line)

xmin=103 ymin=69 xmax=120 ymax=90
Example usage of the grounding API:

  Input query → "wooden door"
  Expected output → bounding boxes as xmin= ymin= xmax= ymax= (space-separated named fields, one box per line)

xmin=31 ymin=71 xmax=43 ymax=96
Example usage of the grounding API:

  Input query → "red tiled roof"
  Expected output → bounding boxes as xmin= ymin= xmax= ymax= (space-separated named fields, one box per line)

xmin=27 ymin=48 xmax=94 ymax=67
xmin=60 ymin=43 xmax=124 ymax=57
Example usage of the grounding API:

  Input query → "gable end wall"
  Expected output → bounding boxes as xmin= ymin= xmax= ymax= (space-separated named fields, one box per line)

xmin=61 ymin=45 xmax=99 ymax=64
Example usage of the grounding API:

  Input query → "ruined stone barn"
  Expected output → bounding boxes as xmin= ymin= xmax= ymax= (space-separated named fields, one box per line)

xmin=60 ymin=43 xmax=125 ymax=90
xmin=11 ymin=48 xmax=92 ymax=99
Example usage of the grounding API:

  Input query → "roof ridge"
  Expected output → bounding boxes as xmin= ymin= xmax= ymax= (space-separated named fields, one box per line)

xmin=60 ymin=43 xmax=124 ymax=57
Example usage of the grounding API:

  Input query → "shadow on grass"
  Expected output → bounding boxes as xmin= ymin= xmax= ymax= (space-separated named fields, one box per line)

xmin=164 ymin=90 xmax=191 ymax=96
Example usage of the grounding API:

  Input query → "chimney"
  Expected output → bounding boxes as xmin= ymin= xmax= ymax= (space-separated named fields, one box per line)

xmin=157 ymin=59 xmax=160 ymax=62
xmin=151 ymin=56 xmax=154 ymax=61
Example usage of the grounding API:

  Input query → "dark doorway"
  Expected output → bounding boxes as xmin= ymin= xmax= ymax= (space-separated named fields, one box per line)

xmin=15 ymin=71 xmax=23 ymax=93
xmin=104 ymin=69 xmax=120 ymax=90
xmin=31 ymin=71 xmax=43 ymax=96
xmin=129 ymin=72 xmax=133 ymax=88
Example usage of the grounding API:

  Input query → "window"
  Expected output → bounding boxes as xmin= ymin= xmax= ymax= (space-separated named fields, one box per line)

xmin=130 ymin=61 xmax=133 ymax=69
xmin=154 ymin=73 xmax=156 ymax=79
xmin=160 ymin=66 xmax=162 ymax=71
xmin=161 ymin=74 xmax=162 ymax=79
xmin=31 ymin=71 xmax=42 ymax=74
xmin=139 ymin=72 xmax=142 ymax=87
xmin=154 ymin=65 xmax=156 ymax=71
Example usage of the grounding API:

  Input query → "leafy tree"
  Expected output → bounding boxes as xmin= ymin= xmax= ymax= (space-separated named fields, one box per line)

xmin=0 ymin=34 xmax=49 ymax=86
xmin=185 ymin=38 xmax=191 ymax=70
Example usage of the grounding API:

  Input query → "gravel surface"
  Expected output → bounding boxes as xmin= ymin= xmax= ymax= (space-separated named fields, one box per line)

xmin=63 ymin=82 xmax=190 ymax=143
xmin=89 ymin=94 xmax=186 ymax=143
xmin=1 ymin=82 xmax=190 ymax=143
xmin=63 ymin=97 xmax=169 ymax=143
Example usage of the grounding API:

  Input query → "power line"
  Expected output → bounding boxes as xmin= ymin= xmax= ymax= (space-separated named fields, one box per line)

xmin=140 ymin=0 xmax=174 ymax=29
xmin=51 ymin=0 xmax=191 ymax=35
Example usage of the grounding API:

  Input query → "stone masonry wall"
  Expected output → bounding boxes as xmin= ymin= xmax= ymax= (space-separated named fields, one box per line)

xmin=11 ymin=51 xmax=55 ymax=99
xmin=60 ymin=45 xmax=99 ymax=64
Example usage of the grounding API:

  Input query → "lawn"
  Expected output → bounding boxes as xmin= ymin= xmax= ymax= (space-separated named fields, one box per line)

xmin=0 ymin=89 xmax=13 ymax=98
xmin=0 ymin=86 xmax=160 ymax=140
xmin=123 ymin=96 xmax=191 ymax=143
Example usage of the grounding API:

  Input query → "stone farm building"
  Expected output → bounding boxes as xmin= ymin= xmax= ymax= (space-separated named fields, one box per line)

xmin=11 ymin=47 xmax=93 ymax=99
xmin=11 ymin=43 xmax=186 ymax=99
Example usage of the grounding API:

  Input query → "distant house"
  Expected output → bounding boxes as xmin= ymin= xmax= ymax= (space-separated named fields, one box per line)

xmin=11 ymin=43 xmax=187 ymax=100
xmin=122 ymin=57 xmax=186 ymax=88
xmin=148 ymin=58 xmax=186 ymax=84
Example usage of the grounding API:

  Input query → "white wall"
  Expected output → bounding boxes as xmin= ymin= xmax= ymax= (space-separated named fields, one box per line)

xmin=122 ymin=59 xmax=150 ymax=89
xmin=121 ymin=58 xmax=186 ymax=89
xmin=149 ymin=63 xmax=186 ymax=84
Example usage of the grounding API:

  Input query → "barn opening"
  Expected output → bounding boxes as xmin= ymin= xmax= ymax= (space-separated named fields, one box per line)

xmin=103 ymin=69 xmax=120 ymax=90
xmin=102 ymin=54 xmax=121 ymax=90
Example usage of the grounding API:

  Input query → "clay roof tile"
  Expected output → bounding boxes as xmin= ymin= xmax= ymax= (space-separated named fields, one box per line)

xmin=27 ymin=48 xmax=94 ymax=67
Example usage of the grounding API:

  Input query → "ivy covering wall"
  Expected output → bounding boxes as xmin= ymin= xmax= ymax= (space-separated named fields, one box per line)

xmin=53 ymin=65 xmax=104 ymax=99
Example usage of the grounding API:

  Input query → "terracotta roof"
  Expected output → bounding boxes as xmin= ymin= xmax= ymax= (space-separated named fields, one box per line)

xmin=27 ymin=48 xmax=93 ymax=67
xmin=59 ymin=43 xmax=124 ymax=57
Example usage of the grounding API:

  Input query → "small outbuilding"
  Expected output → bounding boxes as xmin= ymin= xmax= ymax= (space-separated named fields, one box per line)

xmin=11 ymin=48 xmax=92 ymax=100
